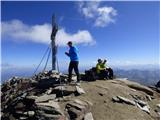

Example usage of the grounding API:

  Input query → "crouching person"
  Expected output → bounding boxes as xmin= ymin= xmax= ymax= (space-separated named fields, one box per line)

xmin=102 ymin=59 xmax=114 ymax=79
xmin=96 ymin=59 xmax=108 ymax=79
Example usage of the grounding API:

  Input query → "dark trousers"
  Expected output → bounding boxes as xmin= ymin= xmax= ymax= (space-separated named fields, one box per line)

xmin=68 ymin=61 xmax=80 ymax=82
xmin=107 ymin=68 xmax=114 ymax=79
xmin=99 ymin=70 xmax=108 ymax=79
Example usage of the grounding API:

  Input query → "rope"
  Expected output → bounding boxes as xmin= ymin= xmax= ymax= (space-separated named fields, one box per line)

xmin=56 ymin=45 xmax=64 ymax=98
xmin=43 ymin=46 xmax=51 ymax=72
xmin=33 ymin=43 xmax=51 ymax=75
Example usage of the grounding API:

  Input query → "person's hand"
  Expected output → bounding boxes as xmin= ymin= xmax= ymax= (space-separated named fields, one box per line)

xmin=65 ymin=52 xmax=69 ymax=55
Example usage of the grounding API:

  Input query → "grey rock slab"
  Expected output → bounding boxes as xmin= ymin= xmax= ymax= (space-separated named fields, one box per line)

xmin=66 ymin=99 xmax=92 ymax=120
xmin=53 ymin=86 xmax=76 ymax=96
xmin=36 ymin=100 xmax=60 ymax=109
xmin=38 ymin=113 xmax=64 ymax=120
xmin=19 ymin=117 xmax=28 ymax=120
xmin=84 ymin=112 xmax=94 ymax=120
xmin=73 ymin=99 xmax=89 ymax=107
xmin=45 ymin=88 xmax=53 ymax=95
xmin=26 ymin=95 xmax=38 ymax=100
xmin=35 ymin=94 xmax=56 ymax=103
xmin=134 ymin=99 xmax=148 ymax=106
xmin=117 ymin=96 xmax=136 ymax=106
xmin=146 ymin=95 xmax=152 ymax=101
xmin=112 ymin=96 xmax=120 ymax=102
xmin=123 ymin=80 xmax=154 ymax=95
xmin=76 ymin=86 xmax=86 ymax=95
xmin=157 ymin=104 xmax=160 ymax=109
xmin=23 ymin=111 xmax=35 ymax=117
xmin=136 ymin=103 xmax=150 ymax=114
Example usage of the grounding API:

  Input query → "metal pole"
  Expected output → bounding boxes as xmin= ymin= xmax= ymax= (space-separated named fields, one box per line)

xmin=51 ymin=14 xmax=58 ymax=70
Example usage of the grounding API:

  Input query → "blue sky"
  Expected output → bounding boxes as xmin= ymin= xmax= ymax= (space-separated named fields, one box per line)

xmin=1 ymin=1 xmax=160 ymax=73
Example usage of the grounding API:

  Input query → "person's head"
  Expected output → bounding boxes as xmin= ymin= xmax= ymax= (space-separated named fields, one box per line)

xmin=104 ymin=59 xmax=107 ymax=63
xmin=67 ymin=41 xmax=72 ymax=47
xmin=98 ymin=59 xmax=102 ymax=63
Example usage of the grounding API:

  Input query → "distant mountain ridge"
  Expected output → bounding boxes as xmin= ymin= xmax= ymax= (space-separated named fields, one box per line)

xmin=1 ymin=67 xmax=160 ymax=86
xmin=114 ymin=68 xmax=160 ymax=86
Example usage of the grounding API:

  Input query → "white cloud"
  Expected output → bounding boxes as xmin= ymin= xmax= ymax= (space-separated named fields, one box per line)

xmin=1 ymin=19 xmax=95 ymax=46
xmin=78 ymin=1 xmax=117 ymax=27
xmin=56 ymin=29 xmax=94 ymax=46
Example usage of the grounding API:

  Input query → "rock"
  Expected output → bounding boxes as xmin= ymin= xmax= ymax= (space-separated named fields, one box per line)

xmin=136 ymin=103 xmax=150 ymax=114
xmin=117 ymin=96 xmax=136 ymax=106
xmin=23 ymin=111 xmax=35 ymax=117
xmin=157 ymin=104 xmax=160 ymax=108
xmin=50 ymin=74 xmax=60 ymax=79
xmin=37 ymin=113 xmax=64 ymax=120
xmin=66 ymin=99 xmax=91 ymax=120
xmin=15 ymin=102 xmax=25 ymax=109
xmin=37 ymin=77 xmax=60 ymax=89
xmin=48 ymin=70 xmax=59 ymax=75
xmin=126 ymin=82 xmax=154 ymax=95
xmin=1 ymin=83 xmax=11 ymax=92
xmin=155 ymin=104 xmax=160 ymax=116
xmin=76 ymin=86 xmax=86 ymax=95
xmin=45 ymin=88 xmax=53 ymax=95
xmin=36 ymin=100 xmax=60 ymax=109
xmin=30 ymin=79 xmax=38 ymax=86
xmin=26 ymin=95 xmax=38 ymax=101
xmin=134 ymin=99 xmax=147 ymax=106
xmin=9 ymin=114 xmax=16 ymax=120
xmin=112 ymin=96 xmax=120 ymax=102
xmin=19 ymin=116 xmax=28 ymax=120
xmin=53 ymin=85 xmax=75 ymax=97
xmin=36 ymin=101 xmax=63 ymax=117
xmin=146 ymin=95 xmax=152 ymax=101
xmin=25 ymin=94 xmax=57 ymax=108
xmin=113 ymin=95 xmax=151 ymax=114
xmin=84 ymin=112 xmax=94 ymax=120
xmin=35 ymin=94 xmax=56 ymax=103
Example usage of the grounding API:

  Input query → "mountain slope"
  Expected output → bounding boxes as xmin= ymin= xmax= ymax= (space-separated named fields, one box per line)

xmin=1 ymin=71 xmax=160 ymax=120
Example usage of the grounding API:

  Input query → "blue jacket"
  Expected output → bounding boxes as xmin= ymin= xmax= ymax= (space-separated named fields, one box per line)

xmin=68 ymin=46 xmax=79 ymax=61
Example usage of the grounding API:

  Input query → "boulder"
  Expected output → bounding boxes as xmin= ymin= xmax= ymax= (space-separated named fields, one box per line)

xmin=36 ymin=78 xmax=60 ymax=89
xmin=118 ymin=79 xmax=154 ymax=95
xmin=26 ymin=94 xmax=56 ymax=103
xmin=65 ymin=99 xmax=91 ymax=120
xmin=53 ymin=85 xmax=76 ymax=97
xmin=36 ymin=100 xmax=60 ymax=110
xmin=36 ymin=100 xmax=64 ymax=119
xmin=128 ymin=84 xmax=154 ymax=95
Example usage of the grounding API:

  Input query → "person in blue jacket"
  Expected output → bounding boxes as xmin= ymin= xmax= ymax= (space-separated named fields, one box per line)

xmin=65 ymin=41 xmax=80 ymax=83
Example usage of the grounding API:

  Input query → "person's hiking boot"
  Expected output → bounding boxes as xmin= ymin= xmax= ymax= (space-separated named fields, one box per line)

xmin=76 ymin=82 xmax=81 ymax=86
xmin=76 ymin=80 xmax=81 ymax=86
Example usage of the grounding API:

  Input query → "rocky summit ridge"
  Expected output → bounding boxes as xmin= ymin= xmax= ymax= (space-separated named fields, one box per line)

xmin=1 ymin=71 xmax=160 ymax=120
